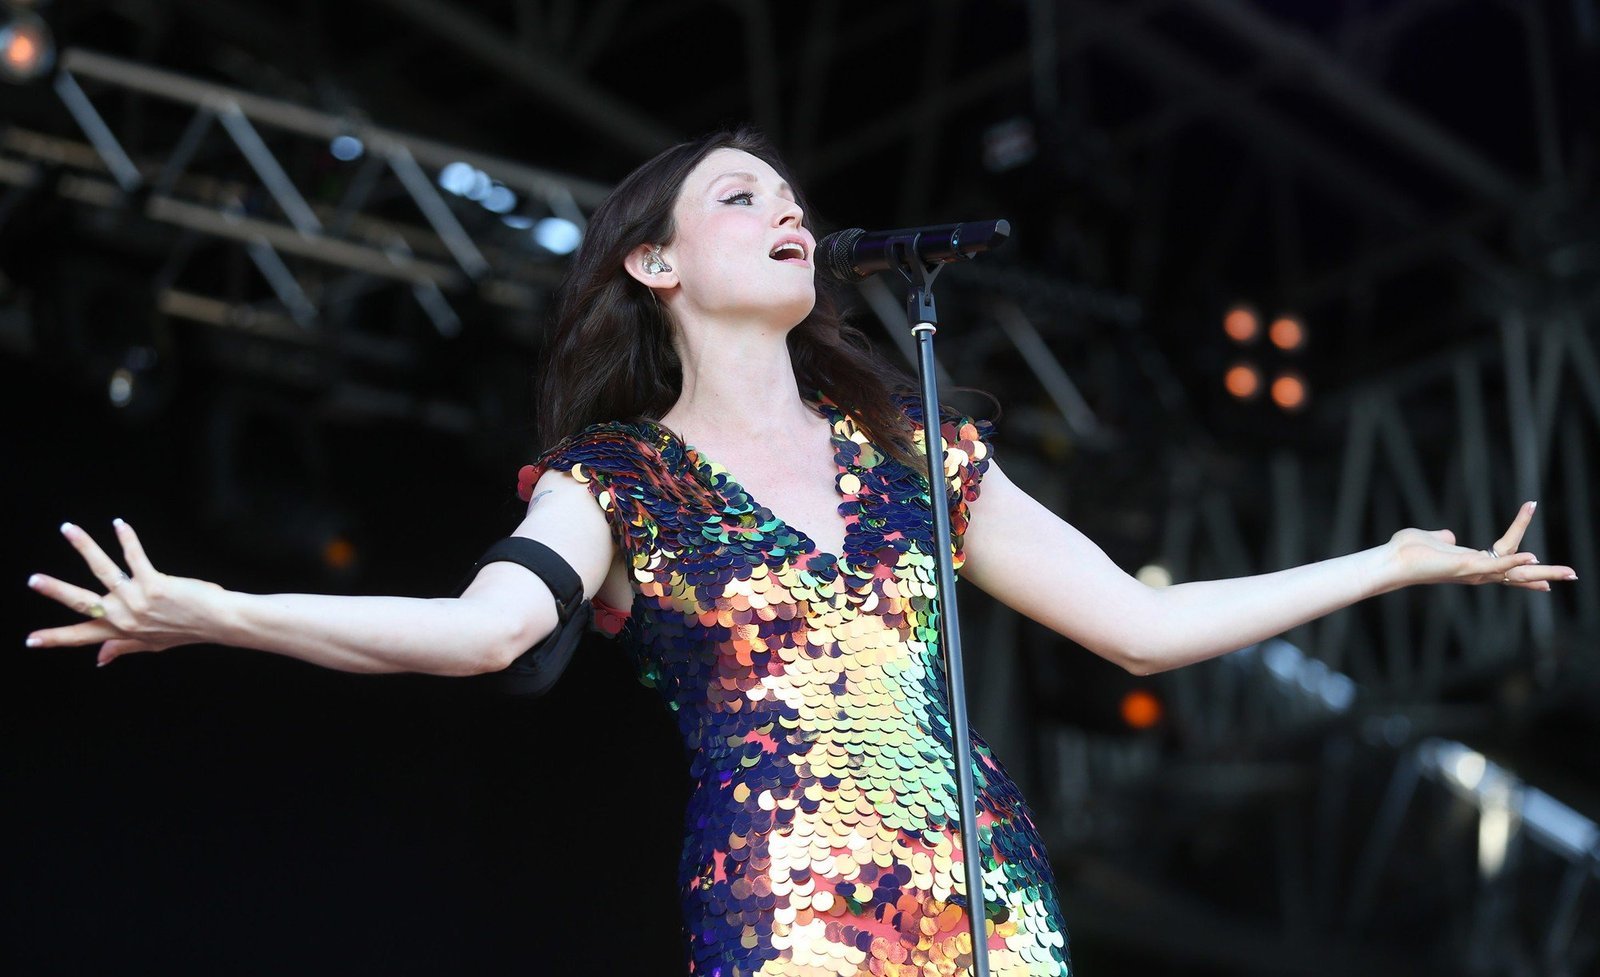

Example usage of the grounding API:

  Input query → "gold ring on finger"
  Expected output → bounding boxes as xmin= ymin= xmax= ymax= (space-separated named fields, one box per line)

xmin=86 ymin=602 xmax=107 ymax=619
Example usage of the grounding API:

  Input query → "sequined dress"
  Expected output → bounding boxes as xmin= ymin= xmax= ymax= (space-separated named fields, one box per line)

xmin=520 ymin=396 xmax=1072 ymax=977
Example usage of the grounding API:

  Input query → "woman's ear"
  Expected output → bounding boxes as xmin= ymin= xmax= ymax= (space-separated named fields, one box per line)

xmin=624 ymin=243 xmax=679 ymax=290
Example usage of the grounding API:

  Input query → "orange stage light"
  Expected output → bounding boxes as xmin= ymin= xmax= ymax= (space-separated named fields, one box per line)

xmin=322 ymin=536 xmax=357 ymax=571
xmin=1271 ymin=373 xmax=1307 ymax=411
xmin=1121 ymin=689 xmax=1163 ymax=730
xmin=1223 ymin=306 xmax=1259 ymax=343
xmin=6 ymin=34 xmax=35 ymax=69
xmin=1225 ymin=363 xmax=1261 ymax=399
xmin=1269 ymin=315 xmax=1305 ymax=351
xmin=0 ymin=12 xmax=54 ymax=82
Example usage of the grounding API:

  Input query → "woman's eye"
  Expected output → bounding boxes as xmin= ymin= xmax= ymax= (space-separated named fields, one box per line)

xmin=720 ymin=191 xmax=754 ymax=205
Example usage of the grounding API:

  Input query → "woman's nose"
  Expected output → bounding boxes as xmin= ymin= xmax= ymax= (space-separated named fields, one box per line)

xmin=775 ymin=199 xmax=804 ymax=226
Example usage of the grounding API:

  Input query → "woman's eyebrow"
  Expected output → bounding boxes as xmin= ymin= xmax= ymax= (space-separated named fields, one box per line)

xmin=709 ymin=171 xmax=793 ymax=196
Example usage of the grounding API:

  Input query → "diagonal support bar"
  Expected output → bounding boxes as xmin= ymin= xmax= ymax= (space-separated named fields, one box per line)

xmin=53 ymin=71 xmax=143 ymax=192
xmin=384 ymin=142 xmax=491 ymax=280
xmin=217 ymin=102 xmax=323 ymax=237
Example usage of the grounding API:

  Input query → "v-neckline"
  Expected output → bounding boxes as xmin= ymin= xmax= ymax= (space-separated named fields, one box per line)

xmin=645 ymin=398 xmax=858 ymax=567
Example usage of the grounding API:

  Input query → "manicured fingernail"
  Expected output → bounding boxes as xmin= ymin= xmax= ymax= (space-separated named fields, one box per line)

xmin=25 ymin=637 xmax=40 ymax=648
xmin=113 ymin=518 xmax=126 ymax=529
xmin=96 ymin=658 xmax=107 ymax=668
xmin=1530 ymin=501 xmax=1537 ymax=511
xmin=1568 ymin=573 xmax=1579 ymax=581
xmin=59 ymin=522 xmax=74 ymax=535
xmin=27 ymin=574 xmax=40 ymax=588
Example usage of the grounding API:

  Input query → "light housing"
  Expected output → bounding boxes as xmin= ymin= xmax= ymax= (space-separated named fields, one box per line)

xmin=0 ymin=7 xmax=54 ymax=84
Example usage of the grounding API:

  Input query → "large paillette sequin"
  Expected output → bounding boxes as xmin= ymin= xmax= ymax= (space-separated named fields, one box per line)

xmin=521 ymin=395 xmax=1072 ymax=977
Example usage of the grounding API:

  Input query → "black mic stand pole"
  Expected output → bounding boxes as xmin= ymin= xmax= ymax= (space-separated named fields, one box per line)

xmin=890 ymin=239 xmax=992 ymax=977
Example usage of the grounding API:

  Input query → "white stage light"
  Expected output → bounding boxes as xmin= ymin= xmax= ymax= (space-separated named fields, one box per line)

xmin=534 ymin=216 xmax=582 ymax=255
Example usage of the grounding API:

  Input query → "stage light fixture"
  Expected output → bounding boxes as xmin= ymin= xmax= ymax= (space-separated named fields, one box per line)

xmin=1268 ymin=314 xmax=1305 ymax=351
xmin=322 ymin=535 xmax=358 ymax=572
xmin=1449 ymin=749 xmax=1488 ymax=791
xmin=329 ymin=134 xmax=364 ymax=161
xmin=107 ymin=366 xmax=135 ymax=407
xmin=462 ymin=169 xmax=493 ymax=202
xmin=1478 ymin=784 xmax=1516 ymax=879
xmin=105 ymin=346 xmax=168 ymax=418
xmin=438 ymin=161 xmax=477 ymax=196
xmin=482 ymin=184 xmax=516 ymax=214
xmin=981 ymin=117 xmax=1037 ymax=173
xmin=1224 ymin=362 xmax=1261 ymax=400
xmin=1120 ymin=689 xmax=1163 ymax=730
xmin=534 ymin=216 xmax=582 ymax=255
xmin=0 ymin=6 xmax=54 ymax=83
xmin=1270 ymin=372 xmax=1308 ymax=411
xmin=1135 ymin=563 xmax=1172 ymax=588
xmin=1223 ymin=304 xmax=1259 ymax=343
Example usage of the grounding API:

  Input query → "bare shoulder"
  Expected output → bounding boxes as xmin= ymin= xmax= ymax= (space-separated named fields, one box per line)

xmin=963 ymin=458 xmax=1096 ymax=575
xmin=963 ymin=456 xmax=1023 ymax=520
xmin=504 ymin=467 xmax=618 ymax=598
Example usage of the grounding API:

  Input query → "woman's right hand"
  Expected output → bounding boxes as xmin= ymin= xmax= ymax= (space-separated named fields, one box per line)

xmin=26 ymin=520 xmax=224 ymax=666
xmin=26 ymin=469 xmax=617 ymax=677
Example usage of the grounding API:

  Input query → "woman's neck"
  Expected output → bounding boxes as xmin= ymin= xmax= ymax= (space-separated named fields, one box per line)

xmin=664 ymin=319 xmax=814 ymax=444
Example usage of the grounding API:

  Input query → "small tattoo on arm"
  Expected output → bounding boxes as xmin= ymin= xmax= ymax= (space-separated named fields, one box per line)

xmin=528 ymin=489 xmax=552 ymax=508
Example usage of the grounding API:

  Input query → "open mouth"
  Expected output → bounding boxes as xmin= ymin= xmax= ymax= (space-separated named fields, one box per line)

xmin=768 ymin=240 xmax=808 ymax=262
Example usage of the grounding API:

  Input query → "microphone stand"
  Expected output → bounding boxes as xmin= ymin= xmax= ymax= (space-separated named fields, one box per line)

xmin=888 ymin=238 xmax=993 ymax=977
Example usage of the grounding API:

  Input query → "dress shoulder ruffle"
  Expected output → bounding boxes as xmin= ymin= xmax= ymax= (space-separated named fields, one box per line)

xmin=893 ymin=394 xmax=997 ymax=568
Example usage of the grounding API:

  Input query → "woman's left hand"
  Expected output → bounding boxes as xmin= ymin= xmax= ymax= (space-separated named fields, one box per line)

xmin=1386 ymin=501 xmax=1578 ymax=590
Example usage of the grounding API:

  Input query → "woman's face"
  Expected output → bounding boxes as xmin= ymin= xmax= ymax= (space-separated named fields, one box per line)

xmin=654 ymin=147 xmax=817 ymax=330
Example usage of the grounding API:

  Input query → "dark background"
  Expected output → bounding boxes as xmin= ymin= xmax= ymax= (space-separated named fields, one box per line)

xmin=3 ymin=1 xmax=1599 ymax=974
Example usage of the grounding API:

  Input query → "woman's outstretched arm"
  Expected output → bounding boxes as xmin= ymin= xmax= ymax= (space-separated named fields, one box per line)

xmin=961 ymin=461 xmax=1577 ymax=676
xmin=24 ymin=470 xmax=614 ymax=677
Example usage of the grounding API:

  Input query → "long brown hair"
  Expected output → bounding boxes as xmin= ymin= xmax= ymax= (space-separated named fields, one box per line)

xmin=534 ymin=128 xmax=921 ymax=467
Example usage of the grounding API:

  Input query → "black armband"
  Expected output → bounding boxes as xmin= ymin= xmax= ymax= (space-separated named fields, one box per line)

xmin=459 ymin=537 xmax=588 ymax=697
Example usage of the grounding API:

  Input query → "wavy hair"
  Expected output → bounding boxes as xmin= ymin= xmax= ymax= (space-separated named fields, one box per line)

xmin=534 ymin=128 xmax=922 ymax=468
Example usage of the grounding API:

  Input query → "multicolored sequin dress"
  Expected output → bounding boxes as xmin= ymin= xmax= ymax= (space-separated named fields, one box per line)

xmin=520 ymin=395 xmax=1072 ymax=977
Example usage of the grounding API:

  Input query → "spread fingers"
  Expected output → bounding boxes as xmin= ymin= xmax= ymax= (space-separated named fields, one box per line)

xmin=27 ymin=573 xmax=106 ymax=617
xmin=112 ymin=519 xmax=158 ymax=579
xmin=59 ymin=522 xmax=132 ymax=593
xmin=26 ymin=620 xmax=121 ymax=649
xmin=1503 ymin=562 xmax=1577 ymax=591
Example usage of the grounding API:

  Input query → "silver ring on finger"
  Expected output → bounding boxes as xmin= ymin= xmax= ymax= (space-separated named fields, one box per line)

xmin=1484 ymin=547 xmax=1502 ymax=559
xmin=110 ymin=571 xmax=131 ymax=589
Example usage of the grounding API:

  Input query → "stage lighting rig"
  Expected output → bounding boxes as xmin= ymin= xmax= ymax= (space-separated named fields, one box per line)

xmin=1221 ymin=303 xmax=1312 ymax=414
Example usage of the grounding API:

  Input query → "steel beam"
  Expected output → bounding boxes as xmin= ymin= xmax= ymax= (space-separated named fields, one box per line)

xmin=1063 ymin=0 xmax=1517 ymax=294
xmin=803 ymin=54 xmax=1033 ymax=180
xmin=1181 ymin=0 xmax=1530 ymax=207
xmin=354 ymin=0 xmax=677 ymax=156
xmin=991 ymin=302 xmax=1107 ymax=445
xmin=59 ymin=49 xmax=614 ymax=208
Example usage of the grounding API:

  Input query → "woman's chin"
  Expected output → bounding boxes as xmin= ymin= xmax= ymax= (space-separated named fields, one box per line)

xmin=745 ymin=292 xmax=818 ymax=332
xmin=678 ymin=287 xmax=817 ymax=334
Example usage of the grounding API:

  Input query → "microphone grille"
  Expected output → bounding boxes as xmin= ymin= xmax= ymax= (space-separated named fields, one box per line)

xmin=816 ymin=228 xmax=867 ymax=284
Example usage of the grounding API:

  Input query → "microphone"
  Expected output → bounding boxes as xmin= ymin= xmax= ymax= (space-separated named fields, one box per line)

xmin=814 ymin=219 xmax=1010 ymax=283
